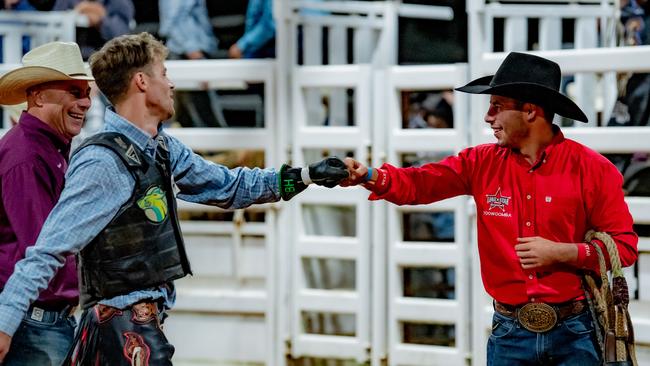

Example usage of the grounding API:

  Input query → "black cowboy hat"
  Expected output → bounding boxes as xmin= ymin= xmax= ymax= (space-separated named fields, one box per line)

xmin=455 ymin=52 xmax=588 ymax=122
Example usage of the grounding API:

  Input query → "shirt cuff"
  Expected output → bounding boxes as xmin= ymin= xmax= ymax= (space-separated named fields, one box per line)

xmin=0 ymin=304 xmax=26 ymax=337
xmin=366 ymin=168 xmax=390 ymax=198
xmin=271 ymin=170 xmax=282 ymax=200
xmin=576 ymin=240 xmax=600 ymax=271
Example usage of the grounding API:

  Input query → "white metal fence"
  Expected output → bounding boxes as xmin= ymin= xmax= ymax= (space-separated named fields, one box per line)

xmin=287 ymin=64 xmax=373 ymax=363
xmin=383 ymin=64 xmax=471 ymax=365
xmin=0 ymin=10 xmax=78 ymax=63
xmin=162 ymin=59 xmax=280 ymax=365
xmin=467 ymin=0 xmax=619 ymax=127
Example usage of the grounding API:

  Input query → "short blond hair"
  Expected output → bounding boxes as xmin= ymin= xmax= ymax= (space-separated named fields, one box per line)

xmin=89 ymin=32 xmax=168 ymax=105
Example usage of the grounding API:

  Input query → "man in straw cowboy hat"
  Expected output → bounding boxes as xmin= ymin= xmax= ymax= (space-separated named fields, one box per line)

xmin=0 ymin=32 xmax=348 ymax=365
xmin=0 ymin=41 xmax=92 ymax=365
xmin=339 ymin=52 xmax=638 ymax=365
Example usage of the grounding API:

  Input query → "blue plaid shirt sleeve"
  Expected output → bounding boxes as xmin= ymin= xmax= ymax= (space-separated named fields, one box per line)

xmin=166 ymin=132 xmax=281 ymax=206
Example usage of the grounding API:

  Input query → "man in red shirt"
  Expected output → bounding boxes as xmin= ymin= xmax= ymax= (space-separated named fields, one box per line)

xmin=341 ymin=52 xmax=638 ymax=365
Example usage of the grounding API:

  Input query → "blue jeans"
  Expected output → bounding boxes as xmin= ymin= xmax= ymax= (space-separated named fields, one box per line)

xmin=487 ymin=310 xmax=601 ymax=366
xmin=3 ymin=306 xmax=77 ymax=366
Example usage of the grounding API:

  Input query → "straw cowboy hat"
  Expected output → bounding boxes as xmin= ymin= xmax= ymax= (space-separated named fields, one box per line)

xmin=456 ymin=52 xmax=588 ymax=122
xmin=0 ymin=41 xmax=94 ymax=105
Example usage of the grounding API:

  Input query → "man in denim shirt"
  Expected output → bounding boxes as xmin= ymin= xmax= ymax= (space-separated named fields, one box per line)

xmin=0 ymin=32 xmax=347 ymax=365
xmin=159 ymin=0 xmax=218 ymax=60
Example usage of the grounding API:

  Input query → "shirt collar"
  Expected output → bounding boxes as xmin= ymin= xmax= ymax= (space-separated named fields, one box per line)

xmin=18 ymin=111 xmax=71 ymax=155
xmin=510 ymin=124 xmax=565 ymax=169
xmin=540 ymin=124 xmax=565 ymax=160
xmin=103 ymin=107 xmax=160 ymax=157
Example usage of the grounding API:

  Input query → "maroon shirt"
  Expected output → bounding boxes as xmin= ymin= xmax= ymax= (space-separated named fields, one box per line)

xmin=0 ymin=112 xmax=78 ymax=306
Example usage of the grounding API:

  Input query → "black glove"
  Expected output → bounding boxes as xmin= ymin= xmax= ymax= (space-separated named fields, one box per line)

xmin=308 ymin=156 xmax=350 ymax=188
xmin=279 ymin=157 xmax=349 ymax=200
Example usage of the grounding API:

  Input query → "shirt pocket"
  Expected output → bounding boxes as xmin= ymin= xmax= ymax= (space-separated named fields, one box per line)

xmin=540 ymin=194 xmax=579 ymax=230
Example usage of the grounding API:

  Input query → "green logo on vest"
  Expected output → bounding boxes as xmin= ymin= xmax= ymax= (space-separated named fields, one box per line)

xmin=137 ymin=186 xmax=168 ymax=223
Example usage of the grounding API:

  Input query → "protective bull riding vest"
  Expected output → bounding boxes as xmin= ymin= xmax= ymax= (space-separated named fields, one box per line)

xmin=74 ymin=132 xmax=192 ymax=309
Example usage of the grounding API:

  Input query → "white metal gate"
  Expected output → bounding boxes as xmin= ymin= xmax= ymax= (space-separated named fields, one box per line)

xmin=382 ymin=64 xmax=471 ymax=365
xmin=163 ymin=59 xmax=280 ymax=365
xmin=287 ymin=63 xmax=373 ymax=363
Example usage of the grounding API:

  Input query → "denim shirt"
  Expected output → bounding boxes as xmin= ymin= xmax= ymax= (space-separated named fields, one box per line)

xmin=0 ymin=108 xmax=280 ymax=336
xmin=159 ymin=0 xmax=218 ymax=57
xmin=236 ymin=0 xmax=275 ymax=58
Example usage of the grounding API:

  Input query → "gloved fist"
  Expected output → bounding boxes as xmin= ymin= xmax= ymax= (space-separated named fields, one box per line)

xmin=307 ymin=157 xmax=349 ymax=188
xmin=279 ymin=157 xmax=349 ymax=200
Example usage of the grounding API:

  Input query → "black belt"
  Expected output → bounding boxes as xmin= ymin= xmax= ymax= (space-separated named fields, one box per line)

xmin=26 ymin=302 xmax=77 ymax=323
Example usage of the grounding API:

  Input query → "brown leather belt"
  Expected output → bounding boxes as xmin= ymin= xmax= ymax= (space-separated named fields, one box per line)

xmin=494 ymin=299 xmax=588 ymax=333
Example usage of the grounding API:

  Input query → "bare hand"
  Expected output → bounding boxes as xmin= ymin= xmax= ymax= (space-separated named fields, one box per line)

xmin=185 ymin=50 xmax=206 ymax=60
xmin=75 ymin=1 xmax=106 ymax=27
xmin=339 ymin=157 xmax=367 ymax=187
xmin=0 ymin=331 xmax=12 ymax=363
xmin=228 ymin=44 xmax=243 ymax=59
xmin=515 ymin=236 xmax=577 ymax=269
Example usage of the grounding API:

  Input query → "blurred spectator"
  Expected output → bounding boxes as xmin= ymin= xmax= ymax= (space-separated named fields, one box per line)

xmin=609 ymin=0 xmax=649 ymax=129
xmin=228 ymin=0 xmax=275 ymax=59
xmin=22 ymin=0 xmax=54 ymax=10
xmin=405 ymin=90 xmax=454 ymax=129
xmin=159 ymin=0 xmax=218 ymax=60
xmin=639 ymin=0 xmax=650 ymax=44
xmin=2 ymin=0 xmax=57 ymax=10
xmin=426 ymin=90 xmax=453 ymax=128
xmin=407 ymin=102 xmax=427 ymax=129
xmin=621 ymin=0 xmax=646 ymax=45
xmin=401 ymin=90 xmax=456 ymax=243
xmin=605 ymin=0 xmax=650 ymax=200
xmin=158 ymin=0 xmax=221 ymax=128
xmin=425 ymin=110 xmax=451 ymax=129
xmin=132 ymin=0 xmax=158 ymax=36
xmin=2 ymin=0 xmax=35 ymax=10
xmin=52 ymin=0 xmax=134 ymax=59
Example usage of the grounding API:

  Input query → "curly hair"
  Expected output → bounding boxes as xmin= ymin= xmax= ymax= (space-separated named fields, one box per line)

xmin=89 ymin=32 xmax=168 ymax=105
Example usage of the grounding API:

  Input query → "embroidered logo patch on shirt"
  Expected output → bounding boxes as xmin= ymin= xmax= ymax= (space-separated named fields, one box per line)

xmin=483 ymin=187 xmax=513 ymax=218
xmin=137 ymin=186 xmax=168 ymax=223
xmin=486 ymin=187 xmax=511 ymax=212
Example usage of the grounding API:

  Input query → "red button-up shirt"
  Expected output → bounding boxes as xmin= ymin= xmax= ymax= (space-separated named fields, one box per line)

xmin=370 ymin=130 xmax=638 ymax=305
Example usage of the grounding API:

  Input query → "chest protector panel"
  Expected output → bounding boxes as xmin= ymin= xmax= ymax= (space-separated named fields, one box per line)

xmin=74 ymin=132 xmax=192 ymax=308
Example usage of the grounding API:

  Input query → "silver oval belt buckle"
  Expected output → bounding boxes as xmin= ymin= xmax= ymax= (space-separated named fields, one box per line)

xmin=517 ymin=303 xmax=557 ymax=333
